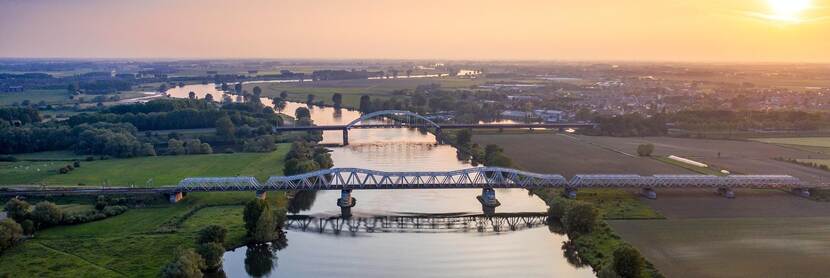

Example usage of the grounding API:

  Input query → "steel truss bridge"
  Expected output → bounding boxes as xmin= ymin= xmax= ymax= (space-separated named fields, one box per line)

xmin=284 ymin=212 xmax=549 ymax=235
xmin=176 ymin=167 xmax=803 ymax=192
xmin=272 ymin=110 xmax=596 ymax=144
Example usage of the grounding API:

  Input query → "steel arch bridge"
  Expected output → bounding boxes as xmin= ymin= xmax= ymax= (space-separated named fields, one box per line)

xmin=344 ymin=110 xmax=442 ymax=130
xmin=175 ymin=167 xmax=803 ymax=192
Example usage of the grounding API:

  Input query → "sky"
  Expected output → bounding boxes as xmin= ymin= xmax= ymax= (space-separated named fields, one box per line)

xmin=1 ymin=0 xmax=829 ymax=62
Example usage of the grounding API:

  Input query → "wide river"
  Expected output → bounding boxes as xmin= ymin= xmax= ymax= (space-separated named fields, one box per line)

xmin=165 ymin=83 xmax=594 ymax=278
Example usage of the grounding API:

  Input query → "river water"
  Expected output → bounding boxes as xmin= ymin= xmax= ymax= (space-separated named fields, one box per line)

xmin=166 ymin=83 xmax=594 ymax=278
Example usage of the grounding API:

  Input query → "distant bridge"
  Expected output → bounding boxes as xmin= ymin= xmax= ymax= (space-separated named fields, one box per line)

xmin=285 ymin=212 xmax=549 ymax=235
xmin=273 ymin=110 xmax=596 ymax=144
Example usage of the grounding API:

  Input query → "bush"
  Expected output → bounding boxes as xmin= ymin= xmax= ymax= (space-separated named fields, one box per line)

xmin=95 ymin=195 xmax=108 ymax=210
xmin=636 ymin=143 xmax=654 ymax=157
xmin=563 ymin=202 xmax=599 ymax=236
xmin=547 ymin=197 xmax=572 ymax=220
xmin=197 ymin=225 xmax=228 ymax=245
xmin=197 ymin=242 xmax=225 ymax=271
xmin=160 ymin=249 xmax=205 ymax=278
xmin=612 ymin=244 xmax=645 ymax=278
xmin=4 ymin=198 xmax=31 ymax=223
xmin=0 ymin=219 xmax=24 ymax=253
xmin=73 ymin=160 xmax=81 ymax=168
xmin=20 ymin=219 xmax=35 ymax=236
xmin=0 ymin=156 xmax=17 ymax=162
xmin=31 ymin=201 xmax=63 ymax=228
xmin=85 ymin=156 xmax=95 ymax=161
xmin=102 ymin=205 xmax=128 ymax=216
xmin=59 ymin=166 xmax=70 ymax=174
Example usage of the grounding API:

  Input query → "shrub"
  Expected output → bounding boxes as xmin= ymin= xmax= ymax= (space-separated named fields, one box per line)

xmin=73 ymin=160 xmax=81 ymax=168
xmin=102 ymin=205 xmax=128 ymax=216
xmin=636 ymin=143 xmax=654 ymax=157
xmin=197 ymin=225 xmax=228 ymax=245
xmin=547 ymin=198 xmax=572 ymax=220
xmin=95 ymin=195 xmax=108 ymax=210
xmin=612 ymin=244 xmax=645 ymax=278
xmin=59 ymin=166 xmax=70 ymax=174
xmin=197 ymin=242 xmax=225 ymax=271
xmin=0 ymin=219 xmax=24 ymax=253
xmin=31 ymin=201 xmax=63 ymax=228
xmin=160 ymin=249 xmax=205 ymax=278
xmin=4 ymin=198 xmax=31 ymax=223
xmin=85 ymin=156 xmax=95 ymax=161
xmin=20 ymin=220 xmax=35 ymax=236
xmin=563 ymin=202 xmax=599 ymax=236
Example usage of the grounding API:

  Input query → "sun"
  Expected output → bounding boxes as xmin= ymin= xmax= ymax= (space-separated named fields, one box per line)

xmin=765 ymin=0 xmax=812 ymax=22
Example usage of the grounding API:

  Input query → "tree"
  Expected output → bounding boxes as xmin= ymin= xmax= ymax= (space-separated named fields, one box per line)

xmin=160 ymin=249 xmax=205 ymax=278
xmin=279 ymin=91 xmax=288 ymax=99
xmin=204 ymin=93 xmax=214 ymax=102
xmin=31 ymin=201 xmax=62 ymax=228
xmin=234 ymin=82 xmax=243 ymax=94
xmin=4 ymin=198 xmax=30 ymax=223
xmin=243 ymin=199 xmax=267 ymax=238
xmin=167 ymin=139 xmax=186 ymax=155
xmin=215 ymin=116 xmax=236 ymax=140
xmin=332 ymin=93 xmax=343 ymax=109
xmin=251 ymin=205 xmax=277 ymax=243
xmin=197 ymin=242 xmax=225 ymax=271
xmin=455 ymin=129 xmax=472 ymax=146
xmin=271 ymin=97 xmax=286 ymax=111
xmin=562 ymin=202 xmax=598 ymax=236
xmin=306 ymin=94 xmax=315 ymax=105
xmin=0 ymin=219 xmax=24 ymax=252
xmin=359 ymin=95 xmax=372 ymax=112
xmin=252 ymin=86 xmax=262 ymax=98
xmin=636 ymin=143 xmax=654 ymax=157
xmin=197 ymin=225 xmax=228 ymax=244
xmin=612 ymin=245 xmax=645 ymax=278
xmin=295 ymin=107 xmax=311 ymax=120
xmin=188 ymin=91 xmax=196 ymax=100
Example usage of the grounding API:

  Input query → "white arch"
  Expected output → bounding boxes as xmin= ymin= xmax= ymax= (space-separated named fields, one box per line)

xmin=345 ymin=110 xmax=441 ymax=129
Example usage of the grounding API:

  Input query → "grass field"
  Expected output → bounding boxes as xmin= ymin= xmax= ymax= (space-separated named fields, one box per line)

xmin=609 ymin=217 xmax=830 ymax=278
xmin=0 ymin=89 xmax=69 ymax=106
xmin=0 ymin=171 xmax=289 ymax=277
xmin=0 ymin=145 xmax=290 ymax=186
xmin=12 ymin=150 xmax=88 ymax=161
xmin=248 ymin=77 xmax=486 ymax=108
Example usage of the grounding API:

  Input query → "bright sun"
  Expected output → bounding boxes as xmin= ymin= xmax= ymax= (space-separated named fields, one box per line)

xmin=766 ymin=0 xmax=812 ymax=22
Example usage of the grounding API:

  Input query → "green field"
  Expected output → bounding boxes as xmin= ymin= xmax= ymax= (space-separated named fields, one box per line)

xmin=0 ymin=192 xmax=286 ymax=277
xmin=0 ymin=145 xmax=289 ymax=186
xmin=12 ymin=150 xmax=88 ymax=161
xmin=0 ymin=89 xmax=70 ymax=106
xmin=248 ymin=77 xmax=486 ymax=108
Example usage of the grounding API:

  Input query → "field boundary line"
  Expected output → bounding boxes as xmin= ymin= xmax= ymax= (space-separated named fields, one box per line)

xmin=36 ymin=242 xmax=127 ymax=277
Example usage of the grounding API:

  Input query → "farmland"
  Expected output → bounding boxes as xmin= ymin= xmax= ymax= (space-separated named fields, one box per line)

xmin=0 ymin=145 xmax=290 ymax=186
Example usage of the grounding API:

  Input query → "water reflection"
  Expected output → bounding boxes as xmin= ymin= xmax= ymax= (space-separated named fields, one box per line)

xmin=240 ymin=237 xmax=288 ymax=278
xmin=286 ymin=190 xmax=319 ymax=214
xmin=284 ymin=212 xmax=549 ymax=235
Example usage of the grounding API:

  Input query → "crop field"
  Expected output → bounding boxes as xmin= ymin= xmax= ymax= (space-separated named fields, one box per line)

xmin=574 ymin=135 xmax=830 ymax=185
xmin=248 ymin=77 xmax=487 ymax=108
xmin=609 ymin=216 xmax=830 ymax=278
xmin=0 ymin=89 xmax=70 ymax=106
xmin=0 ymin=144 xmax=290 ymax=186
xmin=751 ymin=137 xmax=830 ymax=154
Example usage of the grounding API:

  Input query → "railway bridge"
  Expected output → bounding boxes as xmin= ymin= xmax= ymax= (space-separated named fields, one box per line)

xmin=273 ymin=110 xmax=596 ymax=145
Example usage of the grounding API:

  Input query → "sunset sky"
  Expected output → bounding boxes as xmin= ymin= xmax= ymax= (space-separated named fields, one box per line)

xmin=1 ymin=0 xmax=828 ymax=62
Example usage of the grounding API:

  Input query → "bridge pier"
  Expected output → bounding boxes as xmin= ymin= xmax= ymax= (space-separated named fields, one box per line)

xmin=255 ymin=190 xmax=267 ymax=200
xmin=168 ymin=192 xmax=184 ymax=203
xmin=337 ymin=189 xmax=356 ymax=218
xmin=564 ymin=188 xmax=578 ymax=199
xmin=717 ymin=187 xmax=736 ymax=198
xmin=477 ymin=188 xmax=501 ymax=208
xmin=792 ymin=188 xmax=811 ymax=198
xmin=641 ymin=188 xmax=657 ymax=199
xmin=342 ymin=129 xmax=349 ymax=146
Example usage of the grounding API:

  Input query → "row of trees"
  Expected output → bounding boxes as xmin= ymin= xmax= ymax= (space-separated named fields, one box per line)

xmin=160 ymin=225 xmax=228 ymax=277
xmin=283 ymin=141 xmax=333 ymax=176
xmin=0 ymin=122 xmax=154 ymax=158
xmin=0 ymin=107 xmax=41 ymax=124
xmin=166 ymin=139 xmax=212 ymax=155
xmin=452 ymin=130 xmax=513 ymax=167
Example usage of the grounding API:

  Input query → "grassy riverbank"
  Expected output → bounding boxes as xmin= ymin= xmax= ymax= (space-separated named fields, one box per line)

xmin=0 ymin=145 xmax=290 ymax=186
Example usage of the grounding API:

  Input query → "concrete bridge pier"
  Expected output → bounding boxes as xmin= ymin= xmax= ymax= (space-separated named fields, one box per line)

xmin=641 ymin=188 xmax=657 ymax=199
xmin=255 ymin=190 xmax=267 ymax=200
xmin=717 ymin=187 xmax=736 ymax=198
xmin=792 ymin=188 xmax=811 ymax=198
xmin=564 ymin=188 xmax=578 ymax=199
xmin=342 ymin=129 xmax=349 ymax=146
xmin=168 ymin=192 xmax=184 ymax=203
xmin=337 ymin=189 xmax=356 ymax=218
xmin=477 ymin=188 xmax=501 ymax=207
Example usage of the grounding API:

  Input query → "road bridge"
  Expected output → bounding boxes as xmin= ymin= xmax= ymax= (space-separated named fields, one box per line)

xmin=274 ymin=110 xmax=596 ymax=145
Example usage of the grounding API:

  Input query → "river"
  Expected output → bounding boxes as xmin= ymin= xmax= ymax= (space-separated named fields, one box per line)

xmin=166 ymin=83 xmax=594 ymax=278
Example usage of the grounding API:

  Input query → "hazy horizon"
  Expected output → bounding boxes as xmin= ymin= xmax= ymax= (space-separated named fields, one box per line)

xmin=2 ymin=0 xmax=829 ymax=63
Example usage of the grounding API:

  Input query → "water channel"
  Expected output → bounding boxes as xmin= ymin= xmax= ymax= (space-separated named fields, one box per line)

xmin=165 ymin=83 xmax=594 ymax=277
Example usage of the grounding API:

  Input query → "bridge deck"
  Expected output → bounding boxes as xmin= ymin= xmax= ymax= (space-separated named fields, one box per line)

xmin=273 ymin=123 xmax=595 ymax=131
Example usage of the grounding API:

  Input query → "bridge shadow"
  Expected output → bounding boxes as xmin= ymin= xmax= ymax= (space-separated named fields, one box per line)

xmin=284 ymin=212 xmax=549 ymax=236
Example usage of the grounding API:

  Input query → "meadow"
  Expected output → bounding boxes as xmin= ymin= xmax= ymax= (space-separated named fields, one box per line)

xmin=0 ymin=145 xmax=290 ymax=186
xmin=0 ymin=89 xmax=69 ymax=106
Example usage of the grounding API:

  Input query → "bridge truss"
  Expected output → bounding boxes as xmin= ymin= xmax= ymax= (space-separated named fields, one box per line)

xmin=345 ymin=110 xmax=442 ymax=130
xmin=284 ymin=213 xmax=549 ymax=234
xmin=175 ymin=167 xmax=804 ymax=192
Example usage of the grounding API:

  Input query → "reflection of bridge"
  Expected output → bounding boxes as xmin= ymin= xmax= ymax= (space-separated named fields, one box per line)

xmin=273 ymin=110 xmax=596 ymax=145
xmin=284 ymin=212 xmax=549 ymax=234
